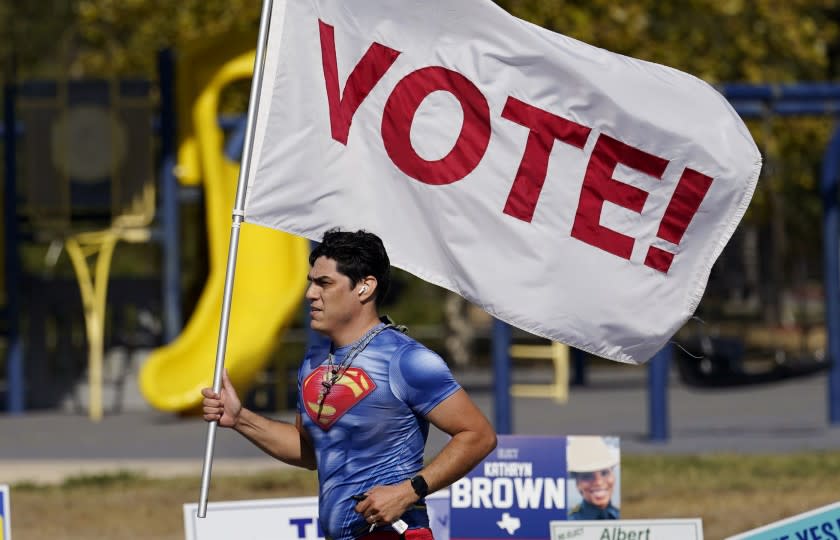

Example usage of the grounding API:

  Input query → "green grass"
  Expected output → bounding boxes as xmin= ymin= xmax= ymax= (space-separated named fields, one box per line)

xmin=8 ymin=453 xmax=840 ymax=539
xmin=620 ymin=453 xmax=840 ymax=537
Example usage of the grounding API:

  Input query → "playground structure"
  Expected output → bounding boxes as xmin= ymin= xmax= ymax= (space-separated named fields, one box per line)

xmin=18 ymin=78 xmax=158 ymax=422
xmin=2 ymin=77 xmax=165 ymax=418
xmin=1 ymin=35 xmax=308 ymax=419
xmin=138 ymin=34 xmax=309 ymax=413
xmin=2 ymin=35 xmax=840 ymax=441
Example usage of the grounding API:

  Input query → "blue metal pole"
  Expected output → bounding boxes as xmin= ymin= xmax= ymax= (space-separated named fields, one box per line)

xmin=492 ymin=319 xmax=512 ymax=434
xmin=571 ymin=347 xmax=587 ymax=386
xmin=4 ymin=82 xmax=23 ymax=414
xmin=648 ymin=344 xmax=671 ymax=441
xmin=723 ymin=83 xmax=840 ymax=101
xmin=731 ymin=101 xmax=840 ymax=118
xmin=821 ymin=125 xmax=840 ymax=425
xmin=158 ymin=49 xmax=181 ymax=343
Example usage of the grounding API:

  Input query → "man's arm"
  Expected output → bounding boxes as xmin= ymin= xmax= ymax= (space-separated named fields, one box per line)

xmin=355 ymin=389 xmax=496 ymax=523
xmin=413 ymin=388 xmax=497 ymax=493
xmin=234 ymin=410 xmax=317 ymax=470
xmin=201 ymin=369 xmax=317 ymax=470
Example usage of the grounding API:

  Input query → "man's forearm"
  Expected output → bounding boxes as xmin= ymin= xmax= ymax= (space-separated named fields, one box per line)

xmin=234 ymin=408 xmax=317 ymax=470
xmin=417 ymin=428 xmax=496 ymax=494
xmin=355 ymin=429 xmax=495 ymax=525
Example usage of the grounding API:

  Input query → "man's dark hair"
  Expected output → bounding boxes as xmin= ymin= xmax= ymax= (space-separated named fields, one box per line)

xmin=309 ymin=228 xmax=391 ymax=307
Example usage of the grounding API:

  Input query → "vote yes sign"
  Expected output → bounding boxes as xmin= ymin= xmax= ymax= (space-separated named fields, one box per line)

xmin=244 ymin=0 xmax=761 ymax=364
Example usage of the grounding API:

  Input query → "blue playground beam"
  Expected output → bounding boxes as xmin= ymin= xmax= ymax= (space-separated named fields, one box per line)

xmin=722 ymin=83 xmax=840 ymax=426
xmin=822 ymin=125 xmax=840 ymax=424
xmin=723 ymin=83 xmax=840 ymax=101
xmin=3 ymin=83 xmax=24 ymax=414
xmin=648 ymin=345 xmax=671 ymax=442
xmin=722 ymin=82 xmax=840 ymax=118
xmin=730 ymin=101 xmax=840 ymax=117
xmin=158 ymin=49 xmax=182 ymax=344
xmin=492 ymin=319 xmax=512 ymax=434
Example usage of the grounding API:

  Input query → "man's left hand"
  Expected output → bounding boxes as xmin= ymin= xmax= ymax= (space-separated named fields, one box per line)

xmin=353 ymin=481 xmax=417 ymax=526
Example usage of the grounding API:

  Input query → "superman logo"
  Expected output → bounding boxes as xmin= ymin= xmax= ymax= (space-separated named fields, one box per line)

xmin=302 ymin=367 xmax=376 ymax=430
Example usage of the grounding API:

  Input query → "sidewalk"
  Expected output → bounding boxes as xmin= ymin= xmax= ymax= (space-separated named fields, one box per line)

xmin=1 ymin=364 xmax=838 ymax=485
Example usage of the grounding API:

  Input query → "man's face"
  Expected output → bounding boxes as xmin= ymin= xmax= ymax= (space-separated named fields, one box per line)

xmin=305 ymin=256 xmax=359 ymax=337
xmin=575 ymin=468 xmax=615 ymax=509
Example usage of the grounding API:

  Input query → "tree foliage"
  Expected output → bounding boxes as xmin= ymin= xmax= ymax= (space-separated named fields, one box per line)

xmin=5 ymin=2 xmax=838 ymax=212
xmin=496 ymin=0 xmax=838 ymax=83
xmin=3 ymin=0 xmax=839 ymax=311
xmin=0 ymin=0 xmax=76 ymax=78
xmin=3 ymin=1 xmax=834 ymax=83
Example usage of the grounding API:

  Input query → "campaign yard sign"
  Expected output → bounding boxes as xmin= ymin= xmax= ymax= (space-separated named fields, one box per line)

xmin=451 ymin=436 xmax=617 ymax=539
xmin=184 ymin=437 xmax=620 ymax=539
xmin=0 ymin=484 xmax=10 ymax=540
xmin=183 ymin=492 xmax=450 ymax=540
xmin=724 ymin=501 xmax=840 ymax=540
xmin=550 ymin=519 xmax=704 ymax=540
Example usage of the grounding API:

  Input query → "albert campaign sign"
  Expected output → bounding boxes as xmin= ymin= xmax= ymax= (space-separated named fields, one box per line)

xmin=550 ymin=519 xmax=704 ymax=540
xmin=243 ymin=0 xmax=761 ymax=364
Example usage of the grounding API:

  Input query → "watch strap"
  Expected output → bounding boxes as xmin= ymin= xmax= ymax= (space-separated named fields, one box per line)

xmin=410 ymin=474 xmax=429 ymax=498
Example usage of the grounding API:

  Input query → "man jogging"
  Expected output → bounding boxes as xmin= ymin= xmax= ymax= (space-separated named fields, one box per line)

xmin=202 ymin=228 xmax=496 ymax=539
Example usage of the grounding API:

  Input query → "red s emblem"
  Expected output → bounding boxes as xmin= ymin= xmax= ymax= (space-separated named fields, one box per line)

xmin=302 ymin=367 xmax=376 ymax=430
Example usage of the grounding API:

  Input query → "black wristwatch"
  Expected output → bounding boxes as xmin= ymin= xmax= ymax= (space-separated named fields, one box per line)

xmin=410 ymin=474 xmax=429 ymax=498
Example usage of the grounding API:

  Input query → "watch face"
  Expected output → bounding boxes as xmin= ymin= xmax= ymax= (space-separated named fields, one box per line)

xmin=412 ymin=475 xmax=428 ymax=496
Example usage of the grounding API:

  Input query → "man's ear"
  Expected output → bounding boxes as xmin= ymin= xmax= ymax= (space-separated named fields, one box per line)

xmin=357 ymin=277 xmax=377 ymax=299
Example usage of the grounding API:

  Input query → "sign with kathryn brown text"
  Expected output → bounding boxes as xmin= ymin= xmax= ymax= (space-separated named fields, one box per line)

xmin=450 ymin=436 xmax=566 ymax=539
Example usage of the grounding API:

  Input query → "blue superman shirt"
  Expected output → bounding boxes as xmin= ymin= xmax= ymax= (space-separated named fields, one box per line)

xmin=297 ymin=325 xmax=460 ymax=540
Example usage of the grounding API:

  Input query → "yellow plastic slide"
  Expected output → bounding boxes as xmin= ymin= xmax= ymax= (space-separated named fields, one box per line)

xmin=140 ymin=37 xmax=309 ymax=413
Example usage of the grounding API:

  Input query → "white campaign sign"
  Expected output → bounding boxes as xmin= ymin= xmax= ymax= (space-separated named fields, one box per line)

xmin=550 ymin=519 xmax=703 ymax=540
xmin=183 ymin=491 xmax=450 ymax=540
xmin=243 ymin=0 xmax=760 ymax=364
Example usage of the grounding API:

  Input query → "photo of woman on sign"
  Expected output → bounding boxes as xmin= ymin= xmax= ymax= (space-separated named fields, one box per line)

xmin=566 ymin=436 xmax=621 ymax=520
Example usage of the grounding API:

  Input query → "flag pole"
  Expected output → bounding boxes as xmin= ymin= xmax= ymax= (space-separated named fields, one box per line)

xmin=197 ymin=0 xmax=275 ymax=518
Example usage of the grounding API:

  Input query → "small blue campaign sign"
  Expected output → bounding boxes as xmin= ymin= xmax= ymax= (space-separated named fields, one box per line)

xmin=450 ymin=435 xmax=567 ymax=540
xmin=725 ymin=501 xmax=840 ymax=540
xmin=0 ymin=483 xmax=10 ymax=540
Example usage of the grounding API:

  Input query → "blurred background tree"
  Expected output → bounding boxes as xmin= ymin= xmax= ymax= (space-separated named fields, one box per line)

xmin=3 ymin=1 xmax=831 ymax=92
xmin=497 ymin=0 xmax=838 ymax=82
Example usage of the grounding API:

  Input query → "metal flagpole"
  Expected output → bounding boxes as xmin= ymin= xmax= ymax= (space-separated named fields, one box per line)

xmin=197 ymin=0 xmax=275 ymax=518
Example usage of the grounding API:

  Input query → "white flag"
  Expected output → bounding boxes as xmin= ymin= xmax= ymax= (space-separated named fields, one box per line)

xmin=243 ymin=0 xmax=761 ymax=364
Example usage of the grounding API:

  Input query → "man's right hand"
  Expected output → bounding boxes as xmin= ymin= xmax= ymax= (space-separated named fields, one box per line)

xmin=201 ymin=369 xmax=242 ymax=428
